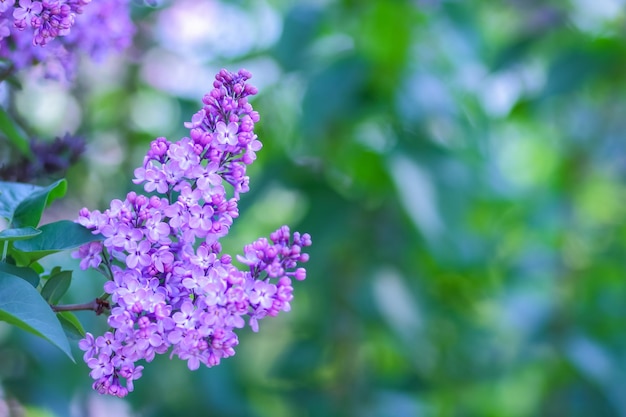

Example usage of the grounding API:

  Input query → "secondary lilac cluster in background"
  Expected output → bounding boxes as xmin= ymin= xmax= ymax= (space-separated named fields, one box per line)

xmin=74 ymin=69 xmax=311 ymax=397
xmin=0 ymin=0 xmax=134 ymax=79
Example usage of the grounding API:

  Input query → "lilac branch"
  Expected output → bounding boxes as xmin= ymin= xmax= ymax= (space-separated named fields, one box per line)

xmin=51 ymin=298 xmax=110 ymax=315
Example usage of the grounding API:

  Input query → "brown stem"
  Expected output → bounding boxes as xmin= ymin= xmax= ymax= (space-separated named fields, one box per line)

xmin=51 ymin=298 xmax=110 ymax=315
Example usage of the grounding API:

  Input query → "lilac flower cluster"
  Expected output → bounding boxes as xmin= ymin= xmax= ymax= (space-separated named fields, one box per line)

xmin=74 ymin=69 xmax=311 ymax=397
xmin=5 ymin=0 xmax=87 ymax=46
xmin=0 ymin=0 xmax=134 ymax=79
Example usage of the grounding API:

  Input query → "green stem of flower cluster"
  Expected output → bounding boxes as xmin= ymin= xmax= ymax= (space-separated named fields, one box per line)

xmin=98 ymin=248 xmax=114 ymax=280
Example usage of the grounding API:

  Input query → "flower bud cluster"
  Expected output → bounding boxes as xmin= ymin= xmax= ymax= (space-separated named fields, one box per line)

xmin=74 ymin=69 xmax=311 ymax=397
xmin=8 ymin=0 xmax=87 ymax=46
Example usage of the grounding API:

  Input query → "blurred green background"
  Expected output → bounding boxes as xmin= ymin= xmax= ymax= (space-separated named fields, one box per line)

xmin=3 ymin=0 xmax=626 ymax=416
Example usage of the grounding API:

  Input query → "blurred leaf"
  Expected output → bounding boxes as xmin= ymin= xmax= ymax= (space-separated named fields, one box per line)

xmin=0 ymin=270 xmax=73 ymax=361
xmin=491 ymin=34 xmax=538 ymax=72
xmin=272 ymin=5 xmax=322 ymax=71
xmin=354 ymin=0 xmax=416 ymax=87
xmin=300 ymin=55 xmax=370 ymax=139
xmin=543 ymin=37 xmax=626 ymax=97
xmin=12 ymin=220 xmax=101 ymax=265
xmin=0 ymin=107 xmax=32 ymax=159
xmin=311 ymin=136 xmax=395 ymax=204
xmin=0 ymin=262 xmax=39 ymax=287
xmin=41 ymin=270 xmax=72 ymax=305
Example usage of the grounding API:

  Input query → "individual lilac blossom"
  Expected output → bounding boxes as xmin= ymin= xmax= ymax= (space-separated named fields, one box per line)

xmin=188 ymin=204 xmax=214 ymax=234
xmin=184 ymin=109 xmax=205 ymax=129
xmin=72 ymin=241 xmax=103 ymax=269
xmin=133 ymin=164 xmax=169 ymax=194
xmin=151 ymin=247 xmax=174 ymax=273
xmin=78 ymin=333 xmax=96 ymax=361
xmin=193 ymin=161 xmax=221 ymax=192
xmin=106 ymin=224 xmax=143 ymax=251
xmin=95 ymin=332 xmax=120 ymax=357
xmin=125 ymin=240 xmax=152 ymax=269
xmin=13 ymin=0 xmax=43 ymax=23
xmin=215 ymin=121 xmax=239 ymax=146
xmin=87 ymin=353 xmax=114 ymax=380
xmin=249 ymin=280 xmax=277 ymax=309
xmin=75 ymin=69 xmax=312 ymax=397
xmin=122 ymin=365 xmax=143 ymax=393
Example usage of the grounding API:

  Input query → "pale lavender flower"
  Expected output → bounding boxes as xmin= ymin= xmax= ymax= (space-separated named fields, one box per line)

xmin=249 ymin=280 xmax=277 ymax=309
xmin=125 ymin=240 xmax=152 ymax=269
xmin=95 ymin=332 xmax=121 ymax=357
xmin=87 ymin=353 xmax=114 ymax=380
xmin=215 ymin=121 xmax=239 ymax=146
xmin=72 ymin=241 xmax=103 ymax=269
xmin=78 ymin=332 xmax=96 ymax=361
xmin=13 ymin=0 xmax=43 ymax=24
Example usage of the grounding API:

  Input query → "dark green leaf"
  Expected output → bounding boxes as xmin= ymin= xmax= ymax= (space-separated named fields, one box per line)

xmin=0 ymin=181 xmax=40 ymax=223
xmin=0 ymin=262 xmax=39 ymax=287
xmin=57 ymin=311 xmax=86 ymax=340
xmin=300 ymin=55 xmax=370 ymax=139
xmin=491 ymin=34 xmax=539 ymax=72
xmin=48 ymin=265 xmax=62 ymax=278
xmin=0 ymin=227 xmax=41 ymax=242
xmin=0 ymin=271 xmax=74 ymax=361
xmin=41 ymin=270 xmax=72 ymax=304
xmin=272 ymin=5 xmax=322 ymax=71
xmin=12 ymin=220 xmax=101 ymax=265
xmin=12 ymin=179 xmax=67 ymax=228
xmin=0 ymin=180 xmax=67 ymax=228
xmin=542 ymin=38 xmax=626 ymax=98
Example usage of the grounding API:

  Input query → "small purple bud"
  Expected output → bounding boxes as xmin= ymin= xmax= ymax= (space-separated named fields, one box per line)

xmin=295 ymin=268 xmax=306 ymax=281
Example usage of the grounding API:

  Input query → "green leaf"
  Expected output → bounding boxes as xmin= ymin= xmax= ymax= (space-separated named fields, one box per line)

xmin=0 ymin=181 xmax=38 ymax=223
xmin=356 ymin=1 xmax=415 ymax=77
xmin=57 ymin=311 xmax=86 ymax=340
xmin=50 ymin=265 xmax=62 ymax=275
xmin=41 ymin=270 xmax=72 ymax=304
xmin=0 ymin=180 xmax=67 ymax=228
xmin=272 ymin=5 xmax=322 ymax=71
xmin=0 ymin=271 xmax=74 ymax=361
xmin=12 ymin=220 xmax=101 ymax=265
xmin=12 ymin=179 xmax=67 ymax=228
xmin=0 ymin=227 xmax=41 ymax=242
xmin=0 ymin=262 xmax=39 ymax=287
xmin=0 ymin=106 xmax=32 ymax=158
xmin=300 ymin=55 xmax=370 ymax=140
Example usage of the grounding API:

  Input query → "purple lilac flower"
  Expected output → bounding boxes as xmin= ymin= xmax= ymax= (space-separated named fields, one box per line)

xmin=75 ymin=69 xmax=312 ymax=397
xmin=0 ymin=0 xmax=134 ymax=80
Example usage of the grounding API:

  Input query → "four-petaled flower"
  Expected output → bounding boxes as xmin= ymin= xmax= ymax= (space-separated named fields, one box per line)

xmin=13 ymin=0 xmax=43 ymax=22
xmin=215 ymin=121 xmax=239 ymax=146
